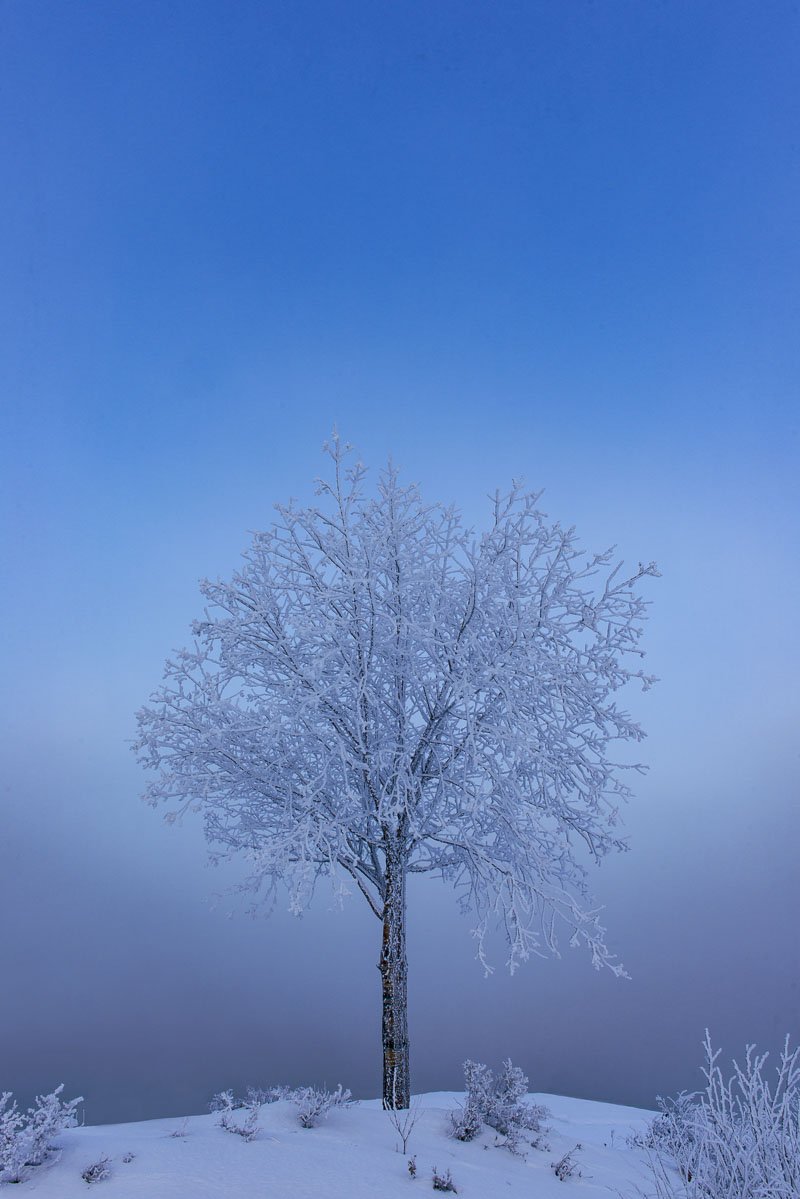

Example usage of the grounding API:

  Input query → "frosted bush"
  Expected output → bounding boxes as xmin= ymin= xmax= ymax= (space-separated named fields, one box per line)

xmin=628 ymin=1090 xmax=701 ymax=1178
xmin=81 ymin=1156 xmax=111 ymax=1184
xmin=210 ymin=1084 xmax=296 ymax=1113
xmin=0 ymin=1093 xmax=26 ymax=1184
xmin=212 ymin=1082 xmax=355 ymax=1138
xmin=214 ymin=1090 xmax=260 ymax=1141
xmin=295 ymin=1084 xmax=354 ymax=1128
xmin=246 ymin=1085 xmax=286 ymax=1105
xmin=261 ymin=1084 xmax=300 ymax=1103
xmin=551 ymin=1143 xmax=582 ymax=1180
xmin=449 ymin=1059 xmax=548 ymax=1153
xmin=210 ymin=1089 xmax=237 ymax=1112
xmin=432 ymin=1164 xmax=458 ymax=1191
xmin=641 ymin=1031 xmax=800 ymax=1199
xmin=0 ymin=1084 xmax=82 ymax=1184
xmin=449 ymin=1062 xmax=492 ymax=1142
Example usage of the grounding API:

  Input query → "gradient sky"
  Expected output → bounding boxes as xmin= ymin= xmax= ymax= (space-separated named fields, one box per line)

xmin=1 ymin=0 xmax=798 ymax=1125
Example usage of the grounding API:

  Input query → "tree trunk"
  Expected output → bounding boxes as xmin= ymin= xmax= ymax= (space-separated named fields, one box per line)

xmin=379 ymin=845 xmax=410 ymax=1109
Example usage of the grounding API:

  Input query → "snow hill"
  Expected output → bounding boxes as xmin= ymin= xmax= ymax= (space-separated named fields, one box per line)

xmin=8 ymin=1091 xmax=658 ymax=1198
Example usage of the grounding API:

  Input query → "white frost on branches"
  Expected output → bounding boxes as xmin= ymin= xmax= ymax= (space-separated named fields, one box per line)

xmin=0 ymin=1085 xmax=82 ymax=1184
xmin=449 ymin=1058 xmax=549 ymax=1154
xmin=214 ymin=1090 xmax=260 ymax=1141
xmin=295 ymin=1084 xmax=354 ymax=1128
xmin=135 ymin=434 xmax=657 ymax=972
xmin=639 ymin=1031 xmax=800 ymax=1199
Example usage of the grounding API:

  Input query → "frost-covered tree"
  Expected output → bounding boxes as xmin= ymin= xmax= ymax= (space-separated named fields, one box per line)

xmin=135 ymin=434 xmax=657 ymax=1108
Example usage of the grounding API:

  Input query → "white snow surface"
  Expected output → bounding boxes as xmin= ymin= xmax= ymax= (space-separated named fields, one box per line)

xmin=10 ymin=1091 xmax=658 ymax=1197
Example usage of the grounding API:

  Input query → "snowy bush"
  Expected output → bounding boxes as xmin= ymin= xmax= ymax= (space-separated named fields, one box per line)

xmin=0 ymin=1084 xmax=82 ymax=1184
xmin=210 ymin=1082 xmax=353 ymax=1134
xmin=210 ymin=1089 xmax=237 ymax=1113
xmin=449 ymin=1059 xmax=548 ymax=1152
xmin=210 ymin=1084 xmax=295 ymax=1113
xmin=294 ymin=1084 xmax=353 ymax=1128
xmin=81 ymin=1156 xmax=111 ymax=1184
xmin=214 ymin=1090 xmax=260 ymax=1141
xmin=431 ymin=1165 xmax=455 ymax=1194
xmin=247 ymin=1085 xmax=290 ymax=1105
xmin=551 ymin=1143 xmax=582 ymax=1180
xmin=641 ymin=1031 xmax=800 ymax=1199
xmin=0 ymin=1094 xmax=26 ymax=1183
xmin=432 ymin=1165 xmax=458 ymax=1191
xmin=449 ymin=1061 xmax=491 ymax=1142
xmin=627 ymin=1090 xmax=701 ymax=1173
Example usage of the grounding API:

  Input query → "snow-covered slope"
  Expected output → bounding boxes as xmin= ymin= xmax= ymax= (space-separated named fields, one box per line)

xmin=13 ymin=1092 xmax=657 ymax=1197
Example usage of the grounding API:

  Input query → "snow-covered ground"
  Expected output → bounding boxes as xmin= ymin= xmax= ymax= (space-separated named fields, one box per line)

xmin=9 ymin=1091 xmax=659 ymax=1197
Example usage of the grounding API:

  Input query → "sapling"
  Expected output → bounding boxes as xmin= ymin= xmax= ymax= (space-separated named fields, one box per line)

xmin=387 ymin=1095 xmax=422 ymax=1152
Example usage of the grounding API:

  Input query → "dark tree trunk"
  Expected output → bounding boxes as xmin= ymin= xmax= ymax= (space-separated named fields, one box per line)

xmin=379 ymin=844 xmax=410 ymax=1109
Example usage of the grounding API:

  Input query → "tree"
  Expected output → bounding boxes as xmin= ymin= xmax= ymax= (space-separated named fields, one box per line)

xmin=135 ymin=434 xmax=658 ymax=1109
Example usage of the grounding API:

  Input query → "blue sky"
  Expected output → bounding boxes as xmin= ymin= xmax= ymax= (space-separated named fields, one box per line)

xmin=1 ymin=0 xmax=798 ymax=1122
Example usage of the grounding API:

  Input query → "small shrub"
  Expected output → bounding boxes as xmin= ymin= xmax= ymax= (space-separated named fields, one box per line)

xmin=0 ymin=1092 xmax=26 ymax=1182
xmin=210 ymin=1089 xmax=242 ymax=1112
xmin=0 ymin=1084 xmax=82 ymax=1184
xmin=121 ymin=1152 xmax=135 ymax=1163
xmin=551 ymin=1143 xmax=582 ymax=1180
xmin=449 ymin=1059 xmax=549 ymax=1153
xmin=408 ymin=1154 xmax=417 ymax=1178
xmin=209 ymin=1084 xmax=298 ymax=1114
xmin=209 ymin=1089 xmax=237 ymax=1113
xmin=210 ymin=1081 xmax=354 ymax=1136
xmin=627 ymin=1090 xmax=701 ymax=1175
xmin=262 ymin=1085 xmax=298 ymax=1102
xmin=215 ymin=1090 xmax=260 ymax=1141
xmin=81 ymin=1156 xmax=111 ymax=1184
xmin=449 ymin=1061 xmax=491 ymax=1142
xmin=295 ymin=1084 xmax=353 ymax=1128
xmin=432 ymin=1165 xmax=457 ymax=1191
